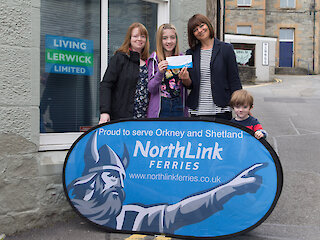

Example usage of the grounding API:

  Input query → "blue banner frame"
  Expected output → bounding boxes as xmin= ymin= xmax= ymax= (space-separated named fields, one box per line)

xmin=63 ymin=118 xmax=283 ymax=239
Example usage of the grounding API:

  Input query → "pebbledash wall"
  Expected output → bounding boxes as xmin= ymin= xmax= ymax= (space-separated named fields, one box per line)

xmin=0 ymin=0 xmax=216 ymax=235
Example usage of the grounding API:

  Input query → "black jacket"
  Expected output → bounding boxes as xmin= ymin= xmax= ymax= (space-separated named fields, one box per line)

xmin=100 ymin=51 xmax=140 ymax=120
xmin=186 ymin=38 xmax=242 ymax=109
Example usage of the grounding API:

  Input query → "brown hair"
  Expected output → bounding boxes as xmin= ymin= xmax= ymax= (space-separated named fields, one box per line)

xmin=230 ymin=89 xmax=254 ymax=108
xmin=187 ymin=14 xmax=215 ymax=50
xmin=156 ymin=23 xmax=180 ymax=62
xmin=116 ymin=22 xmax=150 ymax=61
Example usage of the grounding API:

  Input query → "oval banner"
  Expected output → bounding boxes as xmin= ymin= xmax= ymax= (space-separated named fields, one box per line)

xmin=63 ymin=119 xmax=283 ymax=239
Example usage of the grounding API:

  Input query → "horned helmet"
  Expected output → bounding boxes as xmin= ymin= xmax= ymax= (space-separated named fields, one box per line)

xmin=82 ymin=131 xmax=129 ymax=188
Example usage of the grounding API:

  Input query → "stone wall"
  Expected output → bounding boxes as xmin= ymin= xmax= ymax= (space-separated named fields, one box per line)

xmin=0 ymin=133 xmax=73 ymax=235
xmin=225 ymin=0 xmax=266 ymax=35
xmin=238 ymin=65 xmax=257 ymax=84
xmin=225 ymin=0 xmax=320 ymax=74
xmin=265 ymin=0 xmax=317 ymax=72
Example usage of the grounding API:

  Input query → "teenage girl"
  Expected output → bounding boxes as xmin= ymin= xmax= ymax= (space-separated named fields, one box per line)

xmin=147 ymin=23 xmax=189 ymax=118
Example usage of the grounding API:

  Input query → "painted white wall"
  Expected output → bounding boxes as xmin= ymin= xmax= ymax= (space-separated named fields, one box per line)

xmin=225 ymin=34 xmax=277 ymax=82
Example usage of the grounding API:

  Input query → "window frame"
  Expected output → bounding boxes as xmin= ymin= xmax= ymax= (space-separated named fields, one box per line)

xmin=40 ymin=0 xmax=170 ymax=151
xmin=101 ymin=0 xmax=169 ymax=77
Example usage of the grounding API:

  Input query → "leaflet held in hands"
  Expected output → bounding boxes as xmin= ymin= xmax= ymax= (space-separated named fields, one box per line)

xmin=166 ymin=55 xmax=193 ymax=69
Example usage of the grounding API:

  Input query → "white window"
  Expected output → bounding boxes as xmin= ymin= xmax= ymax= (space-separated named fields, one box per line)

xmin=237 ymin=0 xmax=252 ymax=6
xmin=40 ymin=0 xmax=170 ymax=151
xmin=280 ymin=0 xmax=295 ymax=8
xmin=237 ymin=26 xmax=252 ymax=34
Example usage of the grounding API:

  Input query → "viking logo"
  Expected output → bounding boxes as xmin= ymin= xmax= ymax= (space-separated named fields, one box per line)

xmin=67 ymin=131 xmax=129 ymax=227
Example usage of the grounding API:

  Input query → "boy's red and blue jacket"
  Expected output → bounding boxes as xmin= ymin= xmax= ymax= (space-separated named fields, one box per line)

xmin=231 ymin=115 xmax=268 ymax=138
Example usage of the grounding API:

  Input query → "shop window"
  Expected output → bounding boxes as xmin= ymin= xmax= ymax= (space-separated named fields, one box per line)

xmin=232 ymin=43 xmax=255 ymax=66
xmin=101 ymin=0 xmax=162 ymax=77
xmin=40 ymin=0 xmax=101 ymax=134
xmin=40 ymin=0 xmax=166 ymax=150
xmin=108 ymin=0 xmax=157 ymax=61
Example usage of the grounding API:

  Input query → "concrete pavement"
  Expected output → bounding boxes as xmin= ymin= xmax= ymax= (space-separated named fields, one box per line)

xmin=4 ymin=75 xmax=320 ymax=240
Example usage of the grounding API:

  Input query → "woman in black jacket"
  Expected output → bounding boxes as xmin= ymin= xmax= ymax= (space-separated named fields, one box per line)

xmin=99 ymin=22 xmax=150 ymax=123
xmin=179 ymin=14 xmax=242 ymax=120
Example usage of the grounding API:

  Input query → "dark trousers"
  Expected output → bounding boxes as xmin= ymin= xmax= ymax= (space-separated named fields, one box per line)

xmin=191 ymin=111 xmax=232 ymax=121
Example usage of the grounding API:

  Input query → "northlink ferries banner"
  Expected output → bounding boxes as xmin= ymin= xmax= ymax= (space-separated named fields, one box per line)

xmin=45 ymin=35 xmax=93 ymax=76
xmin=63 ymin=119 xmax=283 ymax=239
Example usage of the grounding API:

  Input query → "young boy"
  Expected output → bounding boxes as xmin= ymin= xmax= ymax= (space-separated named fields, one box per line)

xmin=230 ymin=89 xmax=267 ymax=139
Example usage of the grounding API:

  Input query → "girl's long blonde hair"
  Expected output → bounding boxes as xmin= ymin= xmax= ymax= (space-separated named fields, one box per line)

xmin=156 ymin=23 xmax=180 ymax=62
xmin=116 ymin=22 xmax=150 ymax=61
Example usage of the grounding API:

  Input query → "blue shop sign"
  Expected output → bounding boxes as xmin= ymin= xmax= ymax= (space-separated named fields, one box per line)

xmin=45 ymin=35 xmax=93 ymax=76
xmin=63 ymin=119 xmax=283 ymax=239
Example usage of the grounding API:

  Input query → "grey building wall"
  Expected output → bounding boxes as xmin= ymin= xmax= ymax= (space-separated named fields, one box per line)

xmin=170 ymin=0 xmax=206 ymax=53
xmin=171 ymin=0 xmax=222 ymax=53
xmin=0 ymin=0 xmax=74 ymax=235
xmin=0 ymin=0 xmax=40 ymax=143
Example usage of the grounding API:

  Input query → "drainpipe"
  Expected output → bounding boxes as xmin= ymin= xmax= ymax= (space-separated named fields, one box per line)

xmin=216 ymin=0 xmax=221 ymax=40
xmin=312 ymin=0 xmax=316 ymax=73
xmin=222 ymin=0 xmax=225 ymax=41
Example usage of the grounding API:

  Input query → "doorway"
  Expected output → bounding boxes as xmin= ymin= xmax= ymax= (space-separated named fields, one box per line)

xmin=279 ymin=28 xmax=294 ymax=67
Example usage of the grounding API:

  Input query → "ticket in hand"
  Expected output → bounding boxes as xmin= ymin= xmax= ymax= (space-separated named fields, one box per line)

xmin=166 ymin=55 xmax=193 ymax=69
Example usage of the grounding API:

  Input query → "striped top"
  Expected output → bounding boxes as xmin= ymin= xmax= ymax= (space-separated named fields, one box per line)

xmin=189 ymin=49 xmax=231 ymax=115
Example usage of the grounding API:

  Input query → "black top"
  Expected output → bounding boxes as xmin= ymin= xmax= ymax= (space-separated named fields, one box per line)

xmin=100 ymin=51 xmax=140 ymax=120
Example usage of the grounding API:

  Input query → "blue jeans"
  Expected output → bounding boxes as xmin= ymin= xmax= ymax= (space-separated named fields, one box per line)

xmin=159 ymin=97 xmax=184 ymax=118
